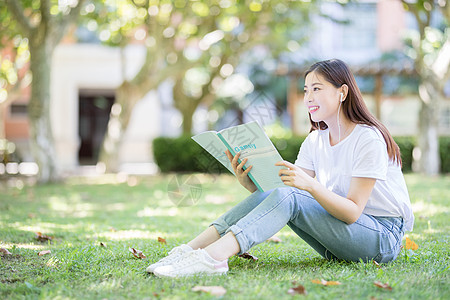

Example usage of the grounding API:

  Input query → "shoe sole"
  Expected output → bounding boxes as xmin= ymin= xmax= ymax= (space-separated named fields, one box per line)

xmin=153 ymin=268 xmax=228 ymax=278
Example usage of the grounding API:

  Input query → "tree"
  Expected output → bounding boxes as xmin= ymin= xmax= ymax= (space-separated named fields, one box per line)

xmin=402 ymin=0 xmax=450 ymax=175
xmin=2 ymin=0 xmax=86 ymax=182
xmin=89 ymin=0 xmax=313 ymax=171
xmin=172 ymin=0 xmax=312 ymax=135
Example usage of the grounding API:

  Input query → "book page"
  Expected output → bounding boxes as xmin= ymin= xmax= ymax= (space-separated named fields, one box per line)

xmin=218 ymin=121 xmax=286 ymax=191
xmin=191 ymin=131 xmax=234 ymax=174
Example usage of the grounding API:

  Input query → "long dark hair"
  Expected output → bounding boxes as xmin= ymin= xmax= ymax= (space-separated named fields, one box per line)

xmin=305 ymin=59 xmax=401 ymax=166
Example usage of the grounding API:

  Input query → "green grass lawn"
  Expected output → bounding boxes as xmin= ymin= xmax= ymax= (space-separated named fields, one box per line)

xmin=0 ymin=173 xmax=449 ymax=299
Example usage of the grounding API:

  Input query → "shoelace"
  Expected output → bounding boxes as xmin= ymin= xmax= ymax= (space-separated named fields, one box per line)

xmin=172 ymin=251 xmax=204 ymax=269
xmin=159 ymin=247 xmax=184 ymax=263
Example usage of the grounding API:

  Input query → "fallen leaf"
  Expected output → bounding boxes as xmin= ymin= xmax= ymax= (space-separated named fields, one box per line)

xmin=38 ymin=250 xmax=51 ymax=256
xmin=129 ymin=247 xmax=146 ymax=259
xmin=238 ymin=252 xmax=258 ymax=261
xmin=287 ymin=283 xmax=307 ymax=295
xmin=405 ymin=237 xmax=418 ymax=250
xmin=373 ymin=260 xmax=381 ymax=268
xmin=192 ymin=285 xmax=227 ymax=297
xmin=0 ymin=248 xmax=12 ymax=255
xmin=266 ymin=235 xmax=282 ymax=243
xmin=373 ymin=281 xmax=392 ymax=291
xmin=157 ymin=237 xmax=166 ymax=244
xmin=35 ymin=232 xmax=53 ymax=242
xmin=311 ymin=279 xmax=341 ymax=286
xmin=99 ymin=242 xmax=107 ymax=247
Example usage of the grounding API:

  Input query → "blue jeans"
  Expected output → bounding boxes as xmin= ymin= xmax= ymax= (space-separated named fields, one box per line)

xmin=211 ymin=187 xmax=404 ymax=263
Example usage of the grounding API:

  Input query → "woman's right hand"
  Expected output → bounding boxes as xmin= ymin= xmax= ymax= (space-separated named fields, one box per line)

xmin=225 ymin=150 xmax=257 ymax=193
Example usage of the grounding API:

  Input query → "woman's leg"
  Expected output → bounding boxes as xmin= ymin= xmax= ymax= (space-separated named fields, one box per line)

xmin=206 ymin=187 xmax=403 ymax=263
xmin=187 ymin=226 xmax=221 ymax=249
xmin=285 ymin=190 xmax=404 ymax=263
xmin=186 ymin=190 xmax=272 ymax=250
xmin=202 ymin=187 xmax=302 ymax=261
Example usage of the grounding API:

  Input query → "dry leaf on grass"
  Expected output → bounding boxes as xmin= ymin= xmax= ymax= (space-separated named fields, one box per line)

xmin=192 ymin=285 xmax=227 ymax=297
xmin=38 ymin=250 xmax=51 ymax=256
xmin=405 ymin=237 xmax=418 ymax=250
xmin=373 ymin=260 xmax=381 ymax=268
xmin=311 ymin=279 xmax=341 ymax=286
xmin=266 ymin=235 xmax=282 ymax=243
xmin=238 ymin=252 xmax=258 ymax=261
xmin=157 ymin=237 xmax=166 ymax=244
xmin=373 ymin=281 xmax=392 ymax=291
xmin=129 ymin=247 xmax=146 ymax=259
xmin=99 ymin=242 xmax=107 ymax=247
xmin=287 ymin=282 xmax=307 ymax=295
xmin=0 ymin=248 xmax=12 ymax=255
xmin=35 ymin=232 xmax=53 ymax=242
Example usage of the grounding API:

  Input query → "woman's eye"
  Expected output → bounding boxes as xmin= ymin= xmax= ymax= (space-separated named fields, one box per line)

xmin=313 ymin=87 xmax=320 ymax=91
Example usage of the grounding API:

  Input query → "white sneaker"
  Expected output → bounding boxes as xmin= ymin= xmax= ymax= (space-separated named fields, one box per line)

xmin=153 ymin=249 xmax=228 ymax=278
xmin=146 ymin=244 xmax=193 ymax=273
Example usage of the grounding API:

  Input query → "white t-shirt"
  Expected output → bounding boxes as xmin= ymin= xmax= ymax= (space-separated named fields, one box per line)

xmin=295 ymin=124 xmax=414 ymax=231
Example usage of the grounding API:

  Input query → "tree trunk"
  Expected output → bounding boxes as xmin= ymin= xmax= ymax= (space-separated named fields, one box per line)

xmin=28 ymin=40 xmax=59 ymax=183
xmin=98 ymin=81 xmax=143 ymax=172
xmin=172 ymin=77 xmax=202 ymax=135
xmin=414 ymin=80 xmax=440 ymax=175
xmin=180 ymin=105 xmax=197 ymax=135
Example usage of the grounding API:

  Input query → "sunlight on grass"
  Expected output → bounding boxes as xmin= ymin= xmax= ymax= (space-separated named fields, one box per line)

xmin=14 ymin=222 xmax=80 ymax=232
xmin=412 ymin=201 xmax=450 ymax=218
xmin=89 ymin=279 xmax=124 ymax=292
xmin=94 ymin=230 xmax=170 ymax=241
xmin=2 ymin=243 xmax=45 ymax=250
xmin=136 ymin=207 xmax=179 ymax=217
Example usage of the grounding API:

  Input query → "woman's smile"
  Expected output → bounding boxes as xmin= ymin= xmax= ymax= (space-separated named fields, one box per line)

xmin=308 ymin=106 xmax=319 ymax=113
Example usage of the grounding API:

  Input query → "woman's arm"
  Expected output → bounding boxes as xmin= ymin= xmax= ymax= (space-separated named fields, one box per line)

xmin=276 ymin=161 xmax=376 ymax=224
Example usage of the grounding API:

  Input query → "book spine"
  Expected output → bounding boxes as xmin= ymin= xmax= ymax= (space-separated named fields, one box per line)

xmin=216 ymin=133 xmax=264 ymax=192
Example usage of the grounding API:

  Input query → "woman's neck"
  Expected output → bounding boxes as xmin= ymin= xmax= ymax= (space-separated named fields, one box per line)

xmin=327 ymin=118 xmax=356 ymax=146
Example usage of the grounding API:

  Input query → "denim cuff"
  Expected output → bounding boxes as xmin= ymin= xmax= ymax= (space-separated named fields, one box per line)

xmin=210 ymin=220 xmax=228 ymax=237
xmin=226 ymin=224 xmax=249 ymax=255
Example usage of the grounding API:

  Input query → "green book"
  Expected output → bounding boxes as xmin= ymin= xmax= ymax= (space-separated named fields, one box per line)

xmin=192 ymin=121 xmax=286 ymax=192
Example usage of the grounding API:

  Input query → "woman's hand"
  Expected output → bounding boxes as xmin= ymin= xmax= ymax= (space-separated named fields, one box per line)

xmin=225 ymin=150 xmax=257 ymax=193
xmin=275 ymin=161 xmax=316 ymax=192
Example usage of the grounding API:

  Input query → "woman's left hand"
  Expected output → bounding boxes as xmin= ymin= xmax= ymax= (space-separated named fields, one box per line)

xmin=275 ymin=161 xmax=316 ymax=192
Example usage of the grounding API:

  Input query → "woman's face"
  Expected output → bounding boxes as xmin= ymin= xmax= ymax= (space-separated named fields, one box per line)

xmin=303 ymin=71 xmax=341 ymax=125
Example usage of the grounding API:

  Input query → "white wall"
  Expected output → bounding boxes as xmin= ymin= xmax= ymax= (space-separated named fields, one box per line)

xmin=51 ymin=43 xmax=161 ymax=173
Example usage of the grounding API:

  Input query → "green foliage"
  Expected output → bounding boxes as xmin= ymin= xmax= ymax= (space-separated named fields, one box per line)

xmin=439 ymin=136 xmax=450 ymax=173
xmin=153 ymin=135 xmax=228 ymax=174
xmin=271 ymin=136 xmax=306 ymax=164
xmin=153 ymin=135 xmax=450 ymax=174
xmin=394 ymin=136 xmax=416 ymax=173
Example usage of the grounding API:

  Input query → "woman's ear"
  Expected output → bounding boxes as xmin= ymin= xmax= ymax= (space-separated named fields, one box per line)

xmin=341 ymin=84 xmax=349 ymax=101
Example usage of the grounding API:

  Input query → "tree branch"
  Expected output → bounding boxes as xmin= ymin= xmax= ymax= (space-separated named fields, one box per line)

xmin=439 ymin=1 xmax=449 ymax=24
xmin=51 ymin=0 xmax=86 ymax=47
xmin=5 ymin=0 xmax=34 ymax=34
xmin=40 ymin=0 xmax=51 ymax=25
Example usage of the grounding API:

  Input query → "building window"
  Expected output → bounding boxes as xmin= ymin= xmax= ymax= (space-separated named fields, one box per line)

xmin=10 ymin=104 xmax=28 ymax=117
xmin=440 ymin=105 xmax=450 ymax=132
xmin=341 ymin=3 xmax=377 ymax=51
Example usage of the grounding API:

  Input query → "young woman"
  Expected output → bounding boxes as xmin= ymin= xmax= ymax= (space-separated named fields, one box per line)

xmin=147 ymin=59 xmax=414 ymax=278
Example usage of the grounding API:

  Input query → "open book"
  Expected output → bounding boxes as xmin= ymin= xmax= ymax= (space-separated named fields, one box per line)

xmin=192 ymin=121 xmax=286 ymax=192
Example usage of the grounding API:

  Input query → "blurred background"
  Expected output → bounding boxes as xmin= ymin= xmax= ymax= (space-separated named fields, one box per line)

xmin=0 ymin=0 xmax=449 ymax=184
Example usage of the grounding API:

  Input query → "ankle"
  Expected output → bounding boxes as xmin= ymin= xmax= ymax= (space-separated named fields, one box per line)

xmin=186 ymin=242 xmax=198 ymax=250
xmin=204 ymin=249 xmax=227 ymax=262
